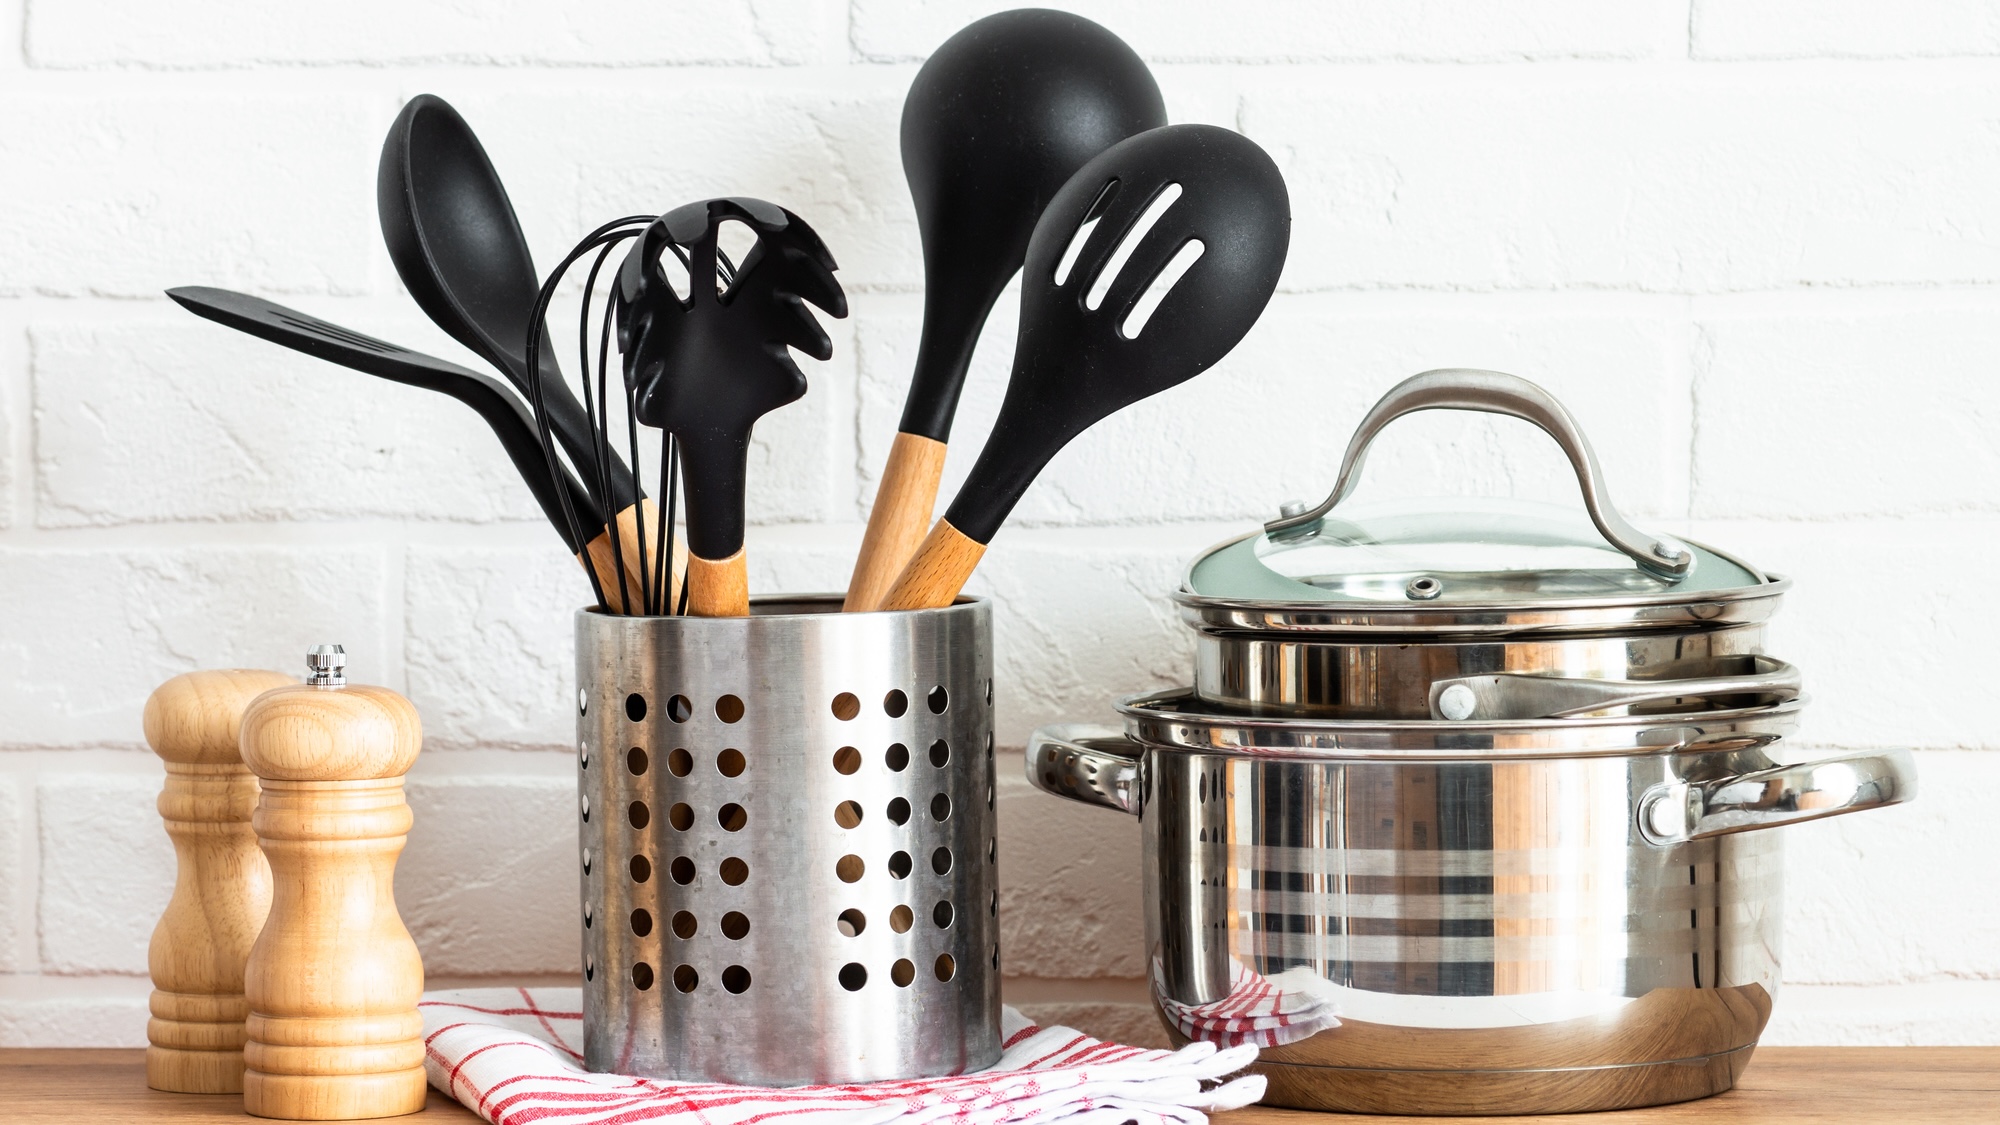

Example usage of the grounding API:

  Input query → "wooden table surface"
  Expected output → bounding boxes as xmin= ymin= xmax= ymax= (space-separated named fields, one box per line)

xmin=6 ymin=1047 xmax=1995 ymax=1123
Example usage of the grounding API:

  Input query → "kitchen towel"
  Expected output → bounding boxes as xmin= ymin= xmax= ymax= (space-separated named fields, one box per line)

xmin=1151 ymin=960 xmax=1341 ymax=1049
xmin=420 ymin=988 xmax=1264 ymax=1125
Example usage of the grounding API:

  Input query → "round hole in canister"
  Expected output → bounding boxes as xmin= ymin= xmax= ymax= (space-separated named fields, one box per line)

xmin=930 ymin=794 xmax=951 ymax=821
xmin=628 ymin=801 xmax=650 ymax=829
xmin=716 ymin=694 xmax=744 ymax=723
xmin=929 ymin=739 xmax=950 ymax=768
xmin=717 ymin=748 xmax=746 ymax=777
xmin=990 ymin=890 xmax=998 ymax=916
xmin=670 ymin=857 xmax=695 ymax=885
xmin=631 ymin=909 xmax=653 ymax=937
xmin=985 ymin=679 xmax=993 ymax=706
xmin=722 ymin=965 xmax=752 ymax=994
xmin=932 ymin=846 xmax=953 ymax=875
xmin=927 ymin=686 xmax=948 ymax=714
xmin=633 ymin=962 xmax=654 ymax=991
xmin=886 ymin=743 xmax=910 ymax=771
xmin=719 ymin=857 xmax=749 ymax=886
xmin=886 ymin=797 xmax=911 ymax=825
xmin=578 ymin=689 xmax=589 ymax=715
xmin=672 ymin=911 xmax=697 ymax=939
xmin=669 ymin=803 xmax=694 ymax=831
xmin=884 ymin=689 xmax=908 ymax=718
xmin=831 ymin=692 xmax=860 ymax=721
xmin=627 ymin=747 xmax=648 ymax=775
xmin=718 ymin=803 xmax=747 ymax=832
xmin=626 ymin=694 xmax=648 ymax=722
xmin=835 ymin=854 xmax=865 ymax=883
xmin=629 ymin=855 xmax=651 ymax=883
xmin=674 ymin=965 xmax=698 ymax=993
xmin=891 ymin=958 xmax=916 ymax=987
xmin=837 ymin=908 xmax=866 ymax=937
xmin=721 ymin=911 xmax=749 ymax=940
xmin=834 ymin=800 xmax=863 ymax=829
xmin=933 ymin=901 xmax=953 ymax=929
xmin=585 ymin=957 xmax=593 ymax=981
xmin=988 ymin=838 xmax=997 ymax=865
xmin=888 ymin=851 xmax=913 ymax=879
xmin=832 ymin=746 xmax=862 ymax=775
xmin=934 ymin=954 xmax=956 ymax=982
xmin=991 ymin=944 xmax=1000 ymax=969
xmin=667 ymin=748 xmax=693 ymax=777
xmin=889 ymin=905 xmax=913 ymax=933
xmin=838 ymin=963 xmax=867 ymax=991
xmin=667 ymin=695 xmax=692 ymax=723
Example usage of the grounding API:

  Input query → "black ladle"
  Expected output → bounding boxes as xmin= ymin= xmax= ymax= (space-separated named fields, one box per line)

xmin=878 ymin=124 xmax=1291 ymax=610
xmin=844 ymin=8 xmax=1166 ymax=611
xmin=376 ymin=94 xmax=640 ymax=515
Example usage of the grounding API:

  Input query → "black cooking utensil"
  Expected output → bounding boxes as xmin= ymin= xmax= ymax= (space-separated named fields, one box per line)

xmin=376 ymin=94 xmax=641 ymax=515
xmin=879 ymin=124 xmax=1290 ymax=610
xmin=615 ymin=197 xmax=847 ymax=615
xmin=165 ymin=286 xmax=603 ymax=551
xmin=845 ymin=8 xmax=1166 ymax=611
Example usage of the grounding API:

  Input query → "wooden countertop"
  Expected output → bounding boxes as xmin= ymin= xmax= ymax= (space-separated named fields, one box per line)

xmin=7 ymin=1047 xmax=1995 ymax=1123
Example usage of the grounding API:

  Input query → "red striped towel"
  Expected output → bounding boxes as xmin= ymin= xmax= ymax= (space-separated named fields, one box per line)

xmin=420 ymin=988 xmax=1264 ymax=1125
xmin=1152 ymin=962 xmax=1340 ymax=1049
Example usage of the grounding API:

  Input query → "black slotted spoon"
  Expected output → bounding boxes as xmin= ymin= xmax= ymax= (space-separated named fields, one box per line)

xmin=878 ymin=124 xmax=1291 ymax=610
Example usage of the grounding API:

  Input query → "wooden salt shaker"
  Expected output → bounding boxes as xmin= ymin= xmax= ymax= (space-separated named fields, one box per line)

xmin=240 ymin=645 xmax=428 ymax=1120
xmin=143 ymin=667 xmax=295 ymax=1094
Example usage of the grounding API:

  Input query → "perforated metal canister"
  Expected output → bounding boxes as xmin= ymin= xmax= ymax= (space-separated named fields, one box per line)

xmin=575 ymin=596 xmax=1001 ymax=1085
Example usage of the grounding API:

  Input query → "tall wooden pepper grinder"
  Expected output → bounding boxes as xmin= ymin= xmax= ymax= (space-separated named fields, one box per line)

xmin=240 ymin=645 xmax=428 ymax=1120
xmin=143 ymin=667 xmax=296 ymax=1094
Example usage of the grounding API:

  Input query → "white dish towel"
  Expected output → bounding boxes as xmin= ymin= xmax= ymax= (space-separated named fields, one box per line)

xmin=421 ymin=988 xmax=1265 ymax=1125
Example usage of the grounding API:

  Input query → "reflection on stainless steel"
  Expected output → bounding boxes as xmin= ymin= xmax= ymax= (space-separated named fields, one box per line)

xmin=1193 ymin=624 xmax=1774 ymax=718
xmin=1428 ymin=654 xmax=1803 ymax=722
xmin=1263 ymin=370 xmax=1690 ymax=578
xmin=578 ymin=596 xmax=1000 ymax=1085
xmin=1025 ymin=712 xmax=1918 ymax=1114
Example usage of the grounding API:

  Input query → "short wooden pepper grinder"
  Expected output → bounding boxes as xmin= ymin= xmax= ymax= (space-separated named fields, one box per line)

xmin=240 ymin=645 xmax=428 ymax=1120
xmin=143 ymin=667 xmax=296 ymax=1094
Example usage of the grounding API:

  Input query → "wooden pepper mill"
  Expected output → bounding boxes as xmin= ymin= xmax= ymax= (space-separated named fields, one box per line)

xmin=143 ymin=667 xmax=296 ymax=1094
xmin=240 ymin=645 xmax=428 ymax=1120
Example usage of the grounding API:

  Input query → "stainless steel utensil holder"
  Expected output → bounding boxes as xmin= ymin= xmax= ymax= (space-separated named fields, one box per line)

xmin=576 ymin=596 xmax=1001 ymax=1086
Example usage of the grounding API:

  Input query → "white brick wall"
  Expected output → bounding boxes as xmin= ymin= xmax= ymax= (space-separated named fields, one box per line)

xmin=2 ymin=0 xmax=1996 ymax=1051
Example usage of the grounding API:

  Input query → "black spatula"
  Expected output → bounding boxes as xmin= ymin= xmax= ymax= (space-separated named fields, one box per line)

xmin=878 ymin=124 xmax=1290 ymax=610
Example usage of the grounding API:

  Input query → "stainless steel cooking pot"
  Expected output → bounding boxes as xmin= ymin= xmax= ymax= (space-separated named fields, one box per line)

xmin=1028 ymin=700 xmax=1916 ymax=1115
xmin=1176 ymin=370 xmax=1795 ymax=719
xmin=1022 ymin=371 xmax=1918 ymax=1114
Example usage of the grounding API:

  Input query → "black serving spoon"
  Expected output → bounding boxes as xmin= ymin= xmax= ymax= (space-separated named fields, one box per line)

xmin=845 ymin=8 xmax=1166 ymax=611
xmin=878 ymin=124 xmax=1290 ymax=610
xmin=616 ymin=198 xmax=846 ymax=616
xmin=376 ymin=94 xmax=642 ymax=518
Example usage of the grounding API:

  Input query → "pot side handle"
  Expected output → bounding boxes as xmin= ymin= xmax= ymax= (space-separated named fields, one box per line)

xmin=1638 ymin=747 xmax=1918 ymax=846
xmin=1026 ymin=725 xmax=1143 ymax=816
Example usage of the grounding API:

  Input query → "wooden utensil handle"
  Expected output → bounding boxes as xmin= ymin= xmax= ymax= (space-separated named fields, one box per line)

xmin=845 ymin=432 xmax=950 ymax=612
xmin=878 ymin=519 xmax=986 ymax=611
xmin=686 ymin=549 xmax=750 ymax=617
xmin=579 ymin=499 xmax=687 ymax=614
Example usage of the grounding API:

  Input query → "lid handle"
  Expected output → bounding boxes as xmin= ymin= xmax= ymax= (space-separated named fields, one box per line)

xmin=1265 ymin=369 xmax=1691 ymax=579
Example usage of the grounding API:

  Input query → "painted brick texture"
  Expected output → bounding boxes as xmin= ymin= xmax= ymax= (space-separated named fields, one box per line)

xmin=2 ymin=0 xmax=1996 ymax=1051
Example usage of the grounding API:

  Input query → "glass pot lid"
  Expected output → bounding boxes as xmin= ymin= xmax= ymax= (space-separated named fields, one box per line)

xmin=1177 ymin=370 xmax=1783 ymax=634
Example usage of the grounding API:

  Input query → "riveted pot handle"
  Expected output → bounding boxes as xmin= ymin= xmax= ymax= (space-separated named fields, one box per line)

xmin=1026 ymin=725 xmax=1142 ymax=816
xmin=1638 ymin=748 xmax=1918 ymax=845
xmin=1264 ymin=369 xmax=1691 ymax=579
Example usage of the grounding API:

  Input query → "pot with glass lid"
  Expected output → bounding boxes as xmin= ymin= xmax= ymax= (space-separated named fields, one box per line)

xmin=1177 ymin=369 xmax=1796 ymax=721
xmin=1023 ymin=371 xmax=1919 ymax=1115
